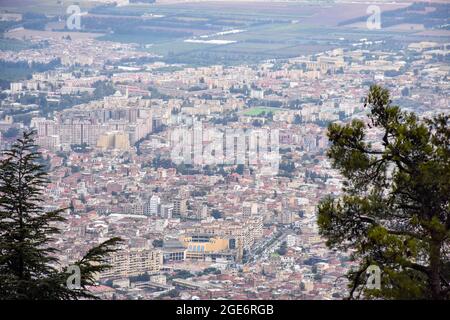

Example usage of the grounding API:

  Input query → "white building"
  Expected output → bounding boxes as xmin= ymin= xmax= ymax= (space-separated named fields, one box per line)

xmin=10 ymin=82 xmax=23 ymax=93
xmin=149 ymin=195 xmax=161 ymax=216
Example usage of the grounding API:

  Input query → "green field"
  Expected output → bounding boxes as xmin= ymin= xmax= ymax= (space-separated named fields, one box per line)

xmin=85 ymin=2 xmax=415 ymax=66
xmin=0 ymin=1 xmax=443 ymax=67
xmin=244 ymin=107 xmax=281 ymax=116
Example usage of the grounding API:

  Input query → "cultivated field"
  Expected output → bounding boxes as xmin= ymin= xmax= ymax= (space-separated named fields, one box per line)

xmin=1 ymin=0 xmax=448 ymax=66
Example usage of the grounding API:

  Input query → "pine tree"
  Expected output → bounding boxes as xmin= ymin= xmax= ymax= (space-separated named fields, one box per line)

xmin=318 ymin=85 xmax=449 ymax=300
xmin=0 ymin=131 xmax=122 ymax=299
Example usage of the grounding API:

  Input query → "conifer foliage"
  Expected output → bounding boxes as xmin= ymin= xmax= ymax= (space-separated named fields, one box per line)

xmin=318 ymin=86 xmax=449 ymax=300
xmin=0 ymin=131 xmax=121 ymax=299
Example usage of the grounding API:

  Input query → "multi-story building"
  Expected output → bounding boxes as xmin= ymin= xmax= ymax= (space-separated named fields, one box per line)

xmin=173 ymin=197 xmax=187 ymax=217
xmin=31 ymin=102 xmax=153 ymax=149
xmin=181 ymin=234 xmax=237 ymax=262
xmin=100 ymin=248 xmax=163 ymax=279
xmin=242 ymin=202 xmax=258 ymax=216
xmin=149 ymin=195 xmax=161 ymax=216
xmin=182 ymin=216 xmax=263 ymax=262
xmin=160 ymin=204 xmax=173 ymax=219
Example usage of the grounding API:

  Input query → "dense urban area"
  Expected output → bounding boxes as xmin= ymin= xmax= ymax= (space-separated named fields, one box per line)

xmin=0 ymin=0 xmax=448 ymax=300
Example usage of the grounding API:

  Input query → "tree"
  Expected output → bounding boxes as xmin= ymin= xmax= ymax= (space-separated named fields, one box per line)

xmin=211 ymin=209 xmax=222 ymax=219
xmin=173 ymin=270 xmax=193 ymax=279
xmin=152 ymin=239 xmax=163 ymax=248
xmin=318 ymin=85 xmax=449 ymax=300
xmin=235 ymin=164 xmax=245 ymax=175
xmin=158 ymin=288 xmax=179 ymax=299
xmin=0 ymin=131 xmax=122 ymax=299
xmin=277 ymin=241 xmax=288 ymax=256
xmin=300 ymin=282 xmax=306 ymax=291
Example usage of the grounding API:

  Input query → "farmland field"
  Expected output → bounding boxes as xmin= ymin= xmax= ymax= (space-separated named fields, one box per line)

xmin=243 ymin=107 xmax=282 ymax=116
xmin=1 ymin=1 xmax=448 ymax=66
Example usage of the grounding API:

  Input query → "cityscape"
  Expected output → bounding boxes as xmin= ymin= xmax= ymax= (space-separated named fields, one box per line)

xmin=0 ymin=0 xmax=448 ymax=303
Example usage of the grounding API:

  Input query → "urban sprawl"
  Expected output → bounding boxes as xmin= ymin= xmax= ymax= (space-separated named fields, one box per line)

xmin=0 ymin=21 xmax=449 ymax=300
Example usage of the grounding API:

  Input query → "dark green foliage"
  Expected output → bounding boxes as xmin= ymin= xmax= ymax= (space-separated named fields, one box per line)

xmin=279 ymin=161 xmax=295 ymax=176
xmin=0 ymin=131 xmax=122 ymax=300
xmin=277 ymin=241 xmax=288 ymax=256
xmin=158 ymin=289 xmax=180 ymax=299
xmin=129 ymin=273 xmax=150 ymax=283
xmin=152 ymin=239 xmax=164 ymax=248
xmin=92 ymin=81 xmax=115 ymax=99
xmin=211 ymin=209 xmax=222 ymax=219
xmin=235 ymin=164 xmax=245 ymax=175
xmin=172 ymin=270 xmax=194 ymax=280
xmin=71 ymin=143 xmax=91 ymax=154
xmin=318 ymin=85 xmax=449 ymax=300
xmin=198 ymin=267 xmax=221 ymax=276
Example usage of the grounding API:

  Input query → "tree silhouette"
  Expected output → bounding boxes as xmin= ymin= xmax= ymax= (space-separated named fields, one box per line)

xmin=0 ymin=131 xmax=122 ymax=299
xmin=318 ymin=85 xmax=449 ymax=299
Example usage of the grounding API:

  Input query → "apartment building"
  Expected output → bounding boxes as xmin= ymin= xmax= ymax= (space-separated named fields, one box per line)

xmin=100 ymin=248 xmax=163 ymax=279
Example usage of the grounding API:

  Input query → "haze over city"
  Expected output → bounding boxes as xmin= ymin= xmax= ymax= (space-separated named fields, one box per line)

xmin=0 ymin=0 xmax=448 ymax=304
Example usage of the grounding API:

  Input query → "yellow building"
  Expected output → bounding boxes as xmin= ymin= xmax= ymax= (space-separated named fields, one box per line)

xmin=181 ymin=234 xmax=238 ymax=261
xmin=182 ymin=217 xmax=263 ymax=262
xmin=96 ymin=131 xmax=130 ymax=150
